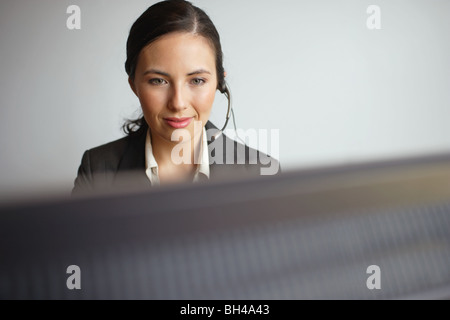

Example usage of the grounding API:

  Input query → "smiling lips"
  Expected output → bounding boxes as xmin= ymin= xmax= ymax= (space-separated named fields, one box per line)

xmin=164 ymin=117 xmax=193 ymax=129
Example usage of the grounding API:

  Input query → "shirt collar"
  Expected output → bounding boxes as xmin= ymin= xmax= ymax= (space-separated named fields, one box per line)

xmin=145 ymin=127 xmax=210 ymax=185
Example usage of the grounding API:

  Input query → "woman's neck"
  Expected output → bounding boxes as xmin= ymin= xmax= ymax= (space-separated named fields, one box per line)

xmin=150 ymin=128 xmax=203 ymax=184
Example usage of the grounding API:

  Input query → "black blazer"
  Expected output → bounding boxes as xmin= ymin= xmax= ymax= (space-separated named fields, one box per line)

xmin=73 ymin=122 xmax=279 ymax=194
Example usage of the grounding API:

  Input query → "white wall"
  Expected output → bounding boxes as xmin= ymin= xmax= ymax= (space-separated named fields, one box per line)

xmin=1 ymin=0 xmax=450 ymax=198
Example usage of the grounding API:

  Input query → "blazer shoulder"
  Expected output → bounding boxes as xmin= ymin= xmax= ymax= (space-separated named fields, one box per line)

xmin=85 ymin=135 xmax=132 ymax=169
xmin=237 ymin=139 xmax=281 ymax=176
xmin=72 ymin=131 xmax=146 ymax=195
xmin=207 ymin=129 xmax=281 ymax=179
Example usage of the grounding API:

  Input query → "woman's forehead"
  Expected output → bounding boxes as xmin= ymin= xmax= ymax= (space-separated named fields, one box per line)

xmin=138 ymin=33 xmax=216 ymax=73
xmin=140 ymin=32 xmax=216 ymax=64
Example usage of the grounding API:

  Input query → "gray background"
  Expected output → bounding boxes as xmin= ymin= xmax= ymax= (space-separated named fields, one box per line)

xmin=1 ymin=0 xmax=450 ymax=198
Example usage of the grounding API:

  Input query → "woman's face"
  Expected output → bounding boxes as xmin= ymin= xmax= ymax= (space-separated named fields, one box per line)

xmin=130 ymin=32 xmax=218 ymax=144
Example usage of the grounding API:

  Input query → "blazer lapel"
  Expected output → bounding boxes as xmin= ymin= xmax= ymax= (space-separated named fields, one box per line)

xmin=115 ymin=129 xmax=152 ymax=188
xmin=205 ymin=121 xmax=221 ymax=179
xmin=205 ymin=121 xmax=242 ymax=180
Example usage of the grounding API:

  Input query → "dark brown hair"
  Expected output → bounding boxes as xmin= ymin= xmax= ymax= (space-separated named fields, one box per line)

xmin=123 ymin=0 xmax=227 ymax=135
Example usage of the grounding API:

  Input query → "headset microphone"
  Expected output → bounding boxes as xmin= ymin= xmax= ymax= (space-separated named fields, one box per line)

xmin=212 ymin=84 xmax=232 ymax=140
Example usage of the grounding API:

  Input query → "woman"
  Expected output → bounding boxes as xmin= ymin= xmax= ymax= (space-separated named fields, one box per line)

xmin=73 ymin=0 xmax=279 ymax=194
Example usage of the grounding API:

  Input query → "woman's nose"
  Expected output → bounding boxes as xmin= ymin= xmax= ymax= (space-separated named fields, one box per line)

xmin=168 ymin=85 xmax=187 ymax=111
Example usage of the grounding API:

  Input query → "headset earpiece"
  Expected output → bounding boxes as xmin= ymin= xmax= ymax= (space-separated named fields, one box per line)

xmin=218 ymin=83 xmax=225 ymax=94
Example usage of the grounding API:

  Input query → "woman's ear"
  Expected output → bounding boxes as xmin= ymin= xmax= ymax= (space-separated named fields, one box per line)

xmin=128 ymin=77 xmax=138 ymax=96
xmin=218 ymin=71 xmax=227 ymax=93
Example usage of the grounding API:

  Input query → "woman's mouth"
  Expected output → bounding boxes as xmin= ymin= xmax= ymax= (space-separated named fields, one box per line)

xmin=164 ymin=117 xmax=193 ymax=129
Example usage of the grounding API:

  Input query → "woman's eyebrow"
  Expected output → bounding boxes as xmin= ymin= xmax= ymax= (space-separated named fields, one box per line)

xmin=143 ymin=69 xmax=170 ymax=77
xmin=187 ymin=69 xmax=211 ymax=76
xmin=142 ymin=69 xmax=211 ymax=76
xmin=143 ymin=69 xmax=169 ymax=77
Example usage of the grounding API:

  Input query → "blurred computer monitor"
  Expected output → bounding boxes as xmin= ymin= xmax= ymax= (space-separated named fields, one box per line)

xmin=1 ymin=153 xmax=450 ymax=299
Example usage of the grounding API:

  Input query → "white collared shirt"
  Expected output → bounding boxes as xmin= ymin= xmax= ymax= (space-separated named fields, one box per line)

xmin=145 ymin=128 xmax=210 ymax=185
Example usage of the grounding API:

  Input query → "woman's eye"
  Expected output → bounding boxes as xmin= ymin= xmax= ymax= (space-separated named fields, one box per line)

xmin=149 ymin=78 xmax=166 ymax=85
xmin=191 ymin=78 xmax=205 ymax=86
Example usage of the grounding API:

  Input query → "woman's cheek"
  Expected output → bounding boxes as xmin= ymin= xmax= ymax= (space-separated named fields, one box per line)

xmin=197 ymin=88 xmax=216 ymax=111
xmin=140 ymin=91 xmax=165 ymax=114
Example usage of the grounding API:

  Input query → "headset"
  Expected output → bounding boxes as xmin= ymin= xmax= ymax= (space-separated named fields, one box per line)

xmin=212 ymin=82 xmax=238 ymax=141
xmin=212 ymin=82 xmax=245 ymax=144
